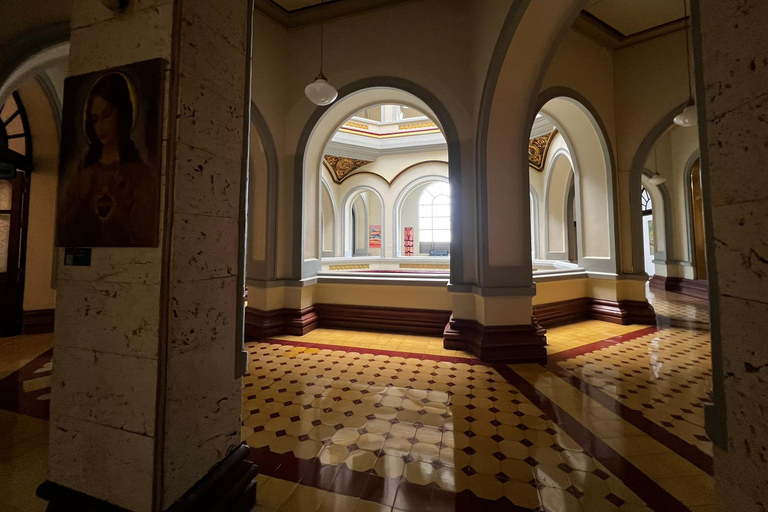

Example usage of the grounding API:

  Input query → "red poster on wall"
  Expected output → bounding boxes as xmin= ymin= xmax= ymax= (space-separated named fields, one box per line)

xmin=404 ymin=227 xmax=414 ymax=256
xmin=369 ymin=225 xmax=381 ymax=248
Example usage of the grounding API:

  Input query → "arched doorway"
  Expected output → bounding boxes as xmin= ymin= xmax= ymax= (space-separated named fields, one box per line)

xmin=294 ymin=80 xmax=461 ymax=280
xmin=688 ymin=158 xmax=707 ymax=280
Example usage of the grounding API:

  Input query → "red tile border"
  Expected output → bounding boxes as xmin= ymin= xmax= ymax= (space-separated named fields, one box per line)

xmin=249 ymin=338 xmax=697 ymax=511
xmin=544 ymin=330 xmax=714 ymax=476
xmin=493 ymin=363 xmax=693 ymax=512
xmin=258 ymin=338 xmax=481 ymax=365
xmin=547 ymin=326 xmax=659 ymax=364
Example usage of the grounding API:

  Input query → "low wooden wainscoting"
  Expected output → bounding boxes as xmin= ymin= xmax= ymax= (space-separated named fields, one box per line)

xmin=649 ymin=275 xmax=709 ymax=300
xmin=245 ymin=304 xmax=451 ymax=340
xmin=533 ymin=298 xmax=657 ymax=328
xmin=443 ymin=316 xmax=547 ymax=363
xmin=22 ymin=309 xmax=55 ymax=334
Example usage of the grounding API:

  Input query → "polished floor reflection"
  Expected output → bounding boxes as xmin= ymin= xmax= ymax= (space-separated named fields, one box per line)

xmin=248 ymin=291 xmax=714 ymax=511
xmin=0 ymin=291 xmax=714 ymax=512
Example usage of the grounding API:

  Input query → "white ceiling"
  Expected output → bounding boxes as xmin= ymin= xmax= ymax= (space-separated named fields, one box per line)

xmin=269 ymin=0 xmax=335 ymax=12
xmin=585 ymin=0 xmax=686 ymax=37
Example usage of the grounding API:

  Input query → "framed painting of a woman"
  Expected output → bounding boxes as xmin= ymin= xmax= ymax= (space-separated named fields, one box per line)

xmin=56 ymin=58 xmax=164 ymax=247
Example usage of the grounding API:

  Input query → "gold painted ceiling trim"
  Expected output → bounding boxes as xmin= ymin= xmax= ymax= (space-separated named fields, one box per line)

xmin=323 ymin=155 xmax=373 ymax=183
xmin=322 ymin=159 xmax=449 ymax=187
xmin=529 ymin=129 xmax=558 ymax=172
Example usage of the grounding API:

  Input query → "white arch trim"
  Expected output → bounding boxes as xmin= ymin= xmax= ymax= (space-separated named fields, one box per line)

xmin=392 ymin=175 xmax=450 ymax=258
xmin=341 ymin=185 xmax=386 ymax=259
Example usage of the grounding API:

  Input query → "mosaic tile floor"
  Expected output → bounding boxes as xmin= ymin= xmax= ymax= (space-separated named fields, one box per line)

xmin=244 ymin=340 xmax=655 ymax=512
xmin=247 ymin=290 xmax=716 ymax=511
xmin=646 ymin=286 xmax=710 ymax=330
xmin=553 ymin=328 xmax=713 ymax=457
xmin=0 ymin=289 xmax=716 ymax=512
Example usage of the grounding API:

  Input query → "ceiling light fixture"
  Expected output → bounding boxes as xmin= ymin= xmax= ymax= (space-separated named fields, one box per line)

xmin=674 ymin=0 xmax=697 ymax=127
xmin=304 ymin=0 xmax=338 ymax=106
xmin=649 ymin=146 xmax=666 ymax=185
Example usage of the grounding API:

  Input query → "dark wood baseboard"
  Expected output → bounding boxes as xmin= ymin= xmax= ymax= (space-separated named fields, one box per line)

xmin=649 ymin=275 xmax=709 ymax=300
xmin=22 ymin=309 xmax=55 ymax=335
xmin=590 ymin=299 xmax=657 ymax=325
xmin=245 ymin=306 xmax=318 ymax=339
xmin=315 ymin=304 xmax=451 ymax=336
xmin=443 ymin=316 xmax=547 ymax=363
xmin=532 ymin=298 xmax=591 ymax=328
xmin=245 ymin=304 xmax=450 ymax=340
xmin=533 ymin=298 xmax=656 ymax=327
xmin=37 ymin=444 xmax=257 ymax=512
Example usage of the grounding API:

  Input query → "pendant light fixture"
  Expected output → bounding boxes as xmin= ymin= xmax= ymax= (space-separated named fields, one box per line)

xmin=649 ymin=146 xmax=666 ymax=185
xmin=674 ymin=0 xmax=697 ymax=127
xmin=304 ymin=0 xmax=338 ymax=106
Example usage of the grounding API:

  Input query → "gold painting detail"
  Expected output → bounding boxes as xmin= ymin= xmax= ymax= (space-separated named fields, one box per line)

xmin=398 ymin=121 xmax=436 ymax=130
xmin=344 ymin=121 xmax=369 ymax=130
xmin=529 ymin=129 xmax=558 ymax=172
xmin=324 ymin=155 xmax=373 ymax=183
xmin=329 ymin=264 xmax=370 ymax=270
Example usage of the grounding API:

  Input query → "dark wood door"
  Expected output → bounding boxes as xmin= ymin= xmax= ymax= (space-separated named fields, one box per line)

xmin=0 ymin=171 xmax=30 ymax=337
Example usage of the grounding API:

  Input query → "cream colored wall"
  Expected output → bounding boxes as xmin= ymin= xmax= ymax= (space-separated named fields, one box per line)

xmin=321 ymin=183 xmax=334 ymax=254
xmin=645 ymin=124 xmax=699 ymax=277
xmin=251 ymin=0 xmax=516 ymax=282
xmin=613 ymin=30 xmax=690 ymax=273
xmin=546 ymin=153 xmax=571 ymax=256
xmin=19 ymin=78 xmax=58 ymax=312
xmin=541 ymin=29 xmax=617 ymax=152
xmin=251 ymin=10 xmax=290 ymax=277
xmin=321 ymin=154 xmax=448 ymax=258
xmin=249 ymin=130 xmax=268 ymax=263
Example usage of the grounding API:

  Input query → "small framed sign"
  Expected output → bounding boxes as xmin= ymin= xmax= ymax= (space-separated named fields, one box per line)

xmin=64 ymin=248 xmax=92 ymax=266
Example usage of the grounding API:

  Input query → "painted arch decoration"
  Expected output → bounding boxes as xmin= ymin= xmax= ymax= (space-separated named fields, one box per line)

xmin=528 ymin=129 xmax=558 ymax=172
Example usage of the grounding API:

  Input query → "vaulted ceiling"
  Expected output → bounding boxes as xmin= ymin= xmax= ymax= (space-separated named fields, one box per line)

xmin=583 ymin=0 xmax=686 ymax=38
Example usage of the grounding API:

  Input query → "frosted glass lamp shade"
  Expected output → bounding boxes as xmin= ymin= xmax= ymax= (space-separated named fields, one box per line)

xmin=305 ymin=76 xmax=338 ymax=106
xmin=673 ymin=104 xmax=698 ymax=127
xmin=649 ymin=174 xmax=666 ymax=186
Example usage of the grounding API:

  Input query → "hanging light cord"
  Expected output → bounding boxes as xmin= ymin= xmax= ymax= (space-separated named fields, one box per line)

xmin=683 ymin=0 xmax=693 ymax=101
xmin=319 ymin=0 xmax=325 ymax=77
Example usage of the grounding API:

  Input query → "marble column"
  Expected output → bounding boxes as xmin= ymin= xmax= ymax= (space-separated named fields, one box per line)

xmin=695 ymin=0 xmax=768 ymax=510
xmin=45 ymin=0 xmax=251 ymax=510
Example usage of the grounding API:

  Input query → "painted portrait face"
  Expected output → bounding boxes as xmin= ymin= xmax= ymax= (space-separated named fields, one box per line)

xmin=90 ymin=95 xmax=120 ymax=147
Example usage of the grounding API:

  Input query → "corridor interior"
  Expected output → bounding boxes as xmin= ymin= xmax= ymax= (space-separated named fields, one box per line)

xmin=0 ymin=288 xmax=714 ymax=512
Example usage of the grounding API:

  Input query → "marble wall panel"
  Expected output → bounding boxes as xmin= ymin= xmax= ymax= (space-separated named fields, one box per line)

xmin=71 ymin=0 xmax=172 ymax=30
xmin=68 ymin=1 xmax=174 ymax=75
xmin=50 ymin=346 xmax=158 ymax=436
xmin=55 ymin=281 xmax=160 ymax=358
xmin=179 ymin=5 xmax=246 ymax=106
xmin=698 ymin=0 xmax=768 ymax=120
xmin=170 ymin=212 xmax=239 ymax=282
xmin=711 ymin=198 xmax=768 ymax=304
xmin=174 ymin=143 xmax=241 ymax=218
xmin=183 ymin=0 xmax=247 ymax=52
xmin=175 ymin=75 xmax=244 ymax=163
xmin=700 ymin=1 xmax=768 ymax=510
xmin=55 ymin=248 xmax=163 ymax=285
xmin=706 ymin=93 xmax=768 ymax=207
xmin=162 ymin=340 xmax=242 ymax=504
xmin=170 ymin=276 xmax=237 ymax=357
xmin=49 ymin=414 xmax=156 ymax=512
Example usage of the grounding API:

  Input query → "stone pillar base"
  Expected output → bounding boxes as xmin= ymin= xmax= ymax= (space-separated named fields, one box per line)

xmin=38 ymin=444 xmax=258 ymax=512
xmin=443 ymin=316 xmax=547 ymax=363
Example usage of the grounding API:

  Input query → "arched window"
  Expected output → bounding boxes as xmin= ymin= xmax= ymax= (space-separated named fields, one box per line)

xmin=641 ymin=188 xmax=652 ymax=215
xmin=418 ymin=182 xmax=450 ymax=253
